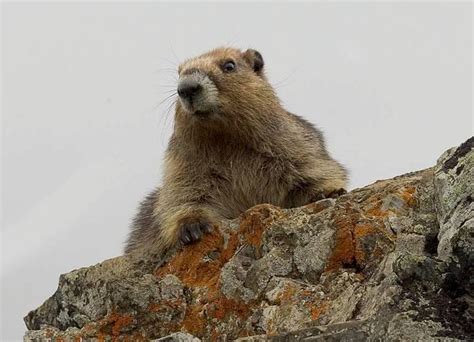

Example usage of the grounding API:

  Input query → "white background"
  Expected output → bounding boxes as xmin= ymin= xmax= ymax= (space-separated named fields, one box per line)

xmin=1 ymin=2 xmax=472 ymax=340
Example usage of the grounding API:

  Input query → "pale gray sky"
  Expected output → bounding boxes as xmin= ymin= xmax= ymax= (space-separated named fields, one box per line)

xmin=1 ymin=2 xmax=472 ymax=340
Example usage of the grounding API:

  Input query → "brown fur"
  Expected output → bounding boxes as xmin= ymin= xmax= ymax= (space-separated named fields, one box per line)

xmin=125 ymin=47 xmax=347 ymax=254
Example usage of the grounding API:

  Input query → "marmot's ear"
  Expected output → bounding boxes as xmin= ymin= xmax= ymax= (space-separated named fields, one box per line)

xmin=243 ymin=49 xmax=264 ymax=75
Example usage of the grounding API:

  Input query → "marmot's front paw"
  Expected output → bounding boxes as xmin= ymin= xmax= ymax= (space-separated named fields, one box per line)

xmin=179 ymin=218 xmax=213 ymax=245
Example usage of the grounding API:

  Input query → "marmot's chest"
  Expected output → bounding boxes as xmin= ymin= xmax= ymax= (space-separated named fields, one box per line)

xmin=206 ymin=151 xmax=294 ymax=217
xmin=211 ymin=149 xmax=288 ymax=182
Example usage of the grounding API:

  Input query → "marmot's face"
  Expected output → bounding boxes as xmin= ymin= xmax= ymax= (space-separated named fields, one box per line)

xmin=176 ymin=47 xmax=270 ymax=121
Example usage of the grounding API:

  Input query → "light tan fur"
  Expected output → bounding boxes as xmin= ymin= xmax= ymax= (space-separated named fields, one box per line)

xmin=125 ymin=47 xmax=347 ymax=255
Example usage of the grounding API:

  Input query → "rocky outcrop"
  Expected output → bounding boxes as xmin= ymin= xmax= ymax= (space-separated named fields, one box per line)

xmin=24 ymin=138 xmax=473 ymax=341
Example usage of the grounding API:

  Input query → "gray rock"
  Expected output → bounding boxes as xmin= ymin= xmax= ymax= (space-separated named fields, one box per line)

xmin=244 ymin=247 xmax=293 ymax=295
xmin=435 ymin=137 xmax=474 ymax=262
xmin=24 ymin=138 xmax=474 ymax=341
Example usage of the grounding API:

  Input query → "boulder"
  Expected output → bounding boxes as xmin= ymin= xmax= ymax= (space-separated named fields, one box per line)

xmin=24 ymin=137 xmax=473 ymax=341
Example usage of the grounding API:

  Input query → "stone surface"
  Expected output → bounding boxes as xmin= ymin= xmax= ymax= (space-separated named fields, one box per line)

xmin=24 ymin=138 xmax=474 ymax=341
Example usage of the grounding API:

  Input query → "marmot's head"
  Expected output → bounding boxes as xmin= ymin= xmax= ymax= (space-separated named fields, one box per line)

xmin=175 ymin=47 xmax=280 ymax=127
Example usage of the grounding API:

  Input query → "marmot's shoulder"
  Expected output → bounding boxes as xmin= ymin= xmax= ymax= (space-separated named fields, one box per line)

xmin=287 ymin=112 xmax=326 ymax=147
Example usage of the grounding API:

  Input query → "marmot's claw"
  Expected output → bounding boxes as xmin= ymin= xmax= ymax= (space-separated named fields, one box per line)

xmin=179 ymin=221 xmax=212 ymax=245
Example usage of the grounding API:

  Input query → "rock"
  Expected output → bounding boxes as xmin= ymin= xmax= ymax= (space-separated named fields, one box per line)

xmin=24 ymin=138 xmax=474 ymax=341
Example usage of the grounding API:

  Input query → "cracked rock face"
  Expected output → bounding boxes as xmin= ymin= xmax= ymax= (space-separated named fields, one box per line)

xmin=24 ymin=138 xmax=473 ymax=341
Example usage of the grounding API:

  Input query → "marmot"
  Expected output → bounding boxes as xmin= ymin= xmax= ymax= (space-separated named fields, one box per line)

xmin=125 ymin=47 xmax=347 ymax=254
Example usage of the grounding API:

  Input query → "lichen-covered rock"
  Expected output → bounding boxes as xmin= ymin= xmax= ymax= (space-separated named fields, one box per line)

xmin=24 ymin=138 xmax=474 ymax=341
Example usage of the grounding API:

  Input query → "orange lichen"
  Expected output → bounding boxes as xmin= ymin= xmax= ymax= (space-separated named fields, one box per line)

xmin=77 ymin=311 xmax=136 ymax=341
xmin=366 ymin=204 xmax=389 ymax=218
xmin=108 ymin=312 xmax=134 ymax=337
xmin=310 ymin=301 xmax=328 ymax=321
xmin=399 ymin=186 xmax=416 ymax=207
xmin=148 ymin=299 xmax=184 ymax=313
xmin=366 ymin=186 xmax=417 ymax=218
xmin=364 ymin=192 xmax=389 ymax=218
xmin=239 ymin=204 xmax=284 ymax=249
xmin=181 ymin=304 xmax=206 ymax=336
xmin=156 ymin=227 xmax=230 ymax=288
xmin=325 ymin=193 xmax=399 ymax=272
xmin=207 ymin=296 xmax=251 ymax=320
xmin=325 ymin=204 xmax=357 ymax=271
xmin=354 ymin=223 xmax=377 ymax=239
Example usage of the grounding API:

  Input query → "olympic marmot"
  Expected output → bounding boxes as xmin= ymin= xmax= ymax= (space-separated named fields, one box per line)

xmin=125 ymin=47 xmax=347 ymax=254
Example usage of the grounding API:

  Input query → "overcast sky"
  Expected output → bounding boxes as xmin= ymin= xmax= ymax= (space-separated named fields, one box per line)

xmin=1 ymin=2 xmax=472 ymax=340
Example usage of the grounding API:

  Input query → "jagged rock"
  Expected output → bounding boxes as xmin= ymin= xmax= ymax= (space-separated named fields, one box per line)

xmin=24 ymin=138 xmax=474 ymax=341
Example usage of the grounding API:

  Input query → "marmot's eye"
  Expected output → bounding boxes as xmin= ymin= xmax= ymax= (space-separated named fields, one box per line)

xmin=222 ymin=61 xmax=236 ymax=73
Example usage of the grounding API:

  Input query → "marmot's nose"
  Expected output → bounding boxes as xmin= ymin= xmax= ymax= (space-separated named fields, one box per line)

xmin=177 ymin=80 xmax=202 ymax=100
